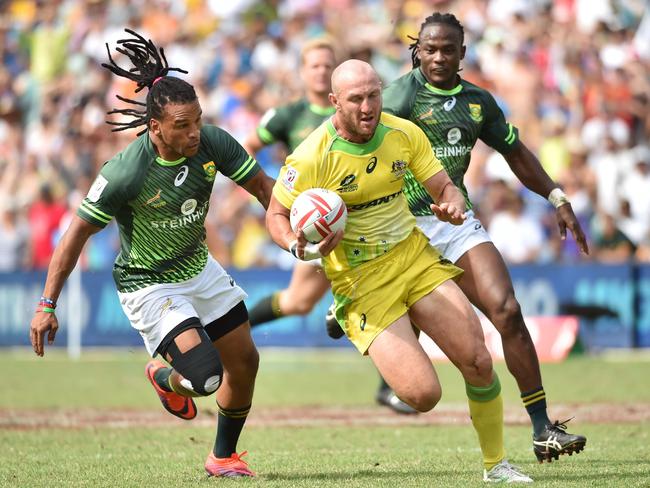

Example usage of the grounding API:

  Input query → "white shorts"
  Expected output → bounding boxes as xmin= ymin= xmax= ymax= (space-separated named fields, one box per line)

xmin=118 ymin=255 xmax=247 ymax=356
xmin=415 ymin=210 xmax=492 ymax=263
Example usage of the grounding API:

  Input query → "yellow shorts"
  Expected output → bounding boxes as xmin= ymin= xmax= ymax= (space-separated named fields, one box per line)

xmin=329 ymin=228 xmax=463 ymax=354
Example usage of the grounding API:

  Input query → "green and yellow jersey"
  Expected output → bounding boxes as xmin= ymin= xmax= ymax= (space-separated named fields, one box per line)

xmin=383 ymin=69 xmax=519 ymax=214
xmin=273 ymin=112 xmax=443 ymax=276
xmin=77 ymin=125 xmax=260 ymax=292
xmin=256 ymin=98 xmax=335 ymax=152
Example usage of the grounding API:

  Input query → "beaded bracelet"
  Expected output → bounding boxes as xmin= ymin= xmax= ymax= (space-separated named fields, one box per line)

xmin=39 ymin=296 xmax=57 ymax=307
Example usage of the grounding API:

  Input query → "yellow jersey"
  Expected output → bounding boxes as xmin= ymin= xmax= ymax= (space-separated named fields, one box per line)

xmin=273 ymin=112 xmax=444 ymax=276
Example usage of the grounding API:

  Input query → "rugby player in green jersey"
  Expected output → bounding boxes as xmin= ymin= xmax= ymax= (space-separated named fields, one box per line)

xmin=382 ymin=13 xmax=588 ymax=463
xmin=29 ymin=30 xmax=274 ymax=478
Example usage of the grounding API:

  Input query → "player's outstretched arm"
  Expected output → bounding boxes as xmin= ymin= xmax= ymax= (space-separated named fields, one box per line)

xmin=240 ymin=170 xmax=275 ymax=210
xmin=504 ymin=141 xmax=589 ymax=254
xmin=422 ymin=170 xmax=467 ymax=225
xmin=29 ymin=216 xmax=102 ymax=357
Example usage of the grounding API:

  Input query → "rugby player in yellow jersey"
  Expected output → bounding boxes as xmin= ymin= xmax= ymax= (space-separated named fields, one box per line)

xmin=243 ymin=37 xmax=416 ymax=415
xmin=266 ymin=59 xmax=533 ymax=483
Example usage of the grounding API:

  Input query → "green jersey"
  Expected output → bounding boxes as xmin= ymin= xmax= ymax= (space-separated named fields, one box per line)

xmin=383 ymin=69 xmax=519 ymax=214
xmin=256 ymin=98 xmax=335 ymax=152
xmin=77 ymin=125 xmax=260 ymax=292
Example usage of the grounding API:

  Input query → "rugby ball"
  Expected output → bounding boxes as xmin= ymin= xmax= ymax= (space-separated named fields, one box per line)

xmin=290 ymin=188 xmax=347 ymax=243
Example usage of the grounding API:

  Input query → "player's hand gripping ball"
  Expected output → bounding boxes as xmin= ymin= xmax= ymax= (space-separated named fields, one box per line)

xmin=290 ymin=188 xmax=347 ymax=243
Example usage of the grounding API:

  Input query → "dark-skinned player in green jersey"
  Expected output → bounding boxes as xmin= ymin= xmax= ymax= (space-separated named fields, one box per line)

xmin=379 ymin=13 xmax=588 ymax=463
xmin=29 ymin=30 xmax=275 ymax=478
xmin=244 ymin=37 xmax=417 ymax=415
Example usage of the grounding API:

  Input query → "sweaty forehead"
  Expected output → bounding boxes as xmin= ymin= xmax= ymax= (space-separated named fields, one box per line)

xmin=420 ymin=24 xmax=462 ymax=44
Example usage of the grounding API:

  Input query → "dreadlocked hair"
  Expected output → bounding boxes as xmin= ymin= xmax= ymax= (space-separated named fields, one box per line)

xmin=101 ymin=28 xmax=195 ymax=136
xmin=408 ymin=13 xmax=465 ymax=69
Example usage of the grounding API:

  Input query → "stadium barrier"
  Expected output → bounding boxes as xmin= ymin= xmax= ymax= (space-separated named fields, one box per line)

xmin=1 ymin=263 xmax=648 ymax=354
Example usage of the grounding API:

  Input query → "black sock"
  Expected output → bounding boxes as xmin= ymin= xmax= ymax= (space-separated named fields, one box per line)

xmin=213 ymin=403 xmax=251 ymax=458
xmin=521 ymin=386 xmax=551 ymax=436
xmin=248 ymin=293 xmax=283 ymax=327
xmin=153 ymin=366 xmax=173 ymax=392
xmin=378 ymin=375 xmax=390 ymax=392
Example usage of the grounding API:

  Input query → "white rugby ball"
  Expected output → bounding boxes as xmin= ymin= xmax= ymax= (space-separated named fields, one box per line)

xmin=290 ymin=188 xmax=347 ymax=243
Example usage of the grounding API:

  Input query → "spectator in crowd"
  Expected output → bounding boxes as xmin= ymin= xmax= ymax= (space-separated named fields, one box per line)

xmin=0 ymin=201 xmax=30 ymax=271
xmin=27 ymin=183 xmax=67 ymax=269
xmin=488 ymin=188 xmax=545 ymax=264
xmin=590 ymin=211 xmax=635 ymax=262
xmin=0 ymin=0 xmax=646 ymax=270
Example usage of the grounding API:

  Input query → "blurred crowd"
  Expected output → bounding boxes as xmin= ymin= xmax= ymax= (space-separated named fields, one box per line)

xmin=0 ymin=0 xmax=648 ymax=272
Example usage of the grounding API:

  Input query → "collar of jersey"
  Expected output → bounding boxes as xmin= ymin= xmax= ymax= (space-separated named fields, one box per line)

xmin=309 ymin=103 xmax=336 ymax=116
xmin=144 ymin=133 xmax=188 ymax=166
xmin=424 ymin=82 xmax=463 ymax=96
xmin=155 ymin=155 xmax=187 ymax=166
xmin=416 ymin=68 xmax=464 ymax=96
xmin=326 ymin=117 xmax=390 ymax=155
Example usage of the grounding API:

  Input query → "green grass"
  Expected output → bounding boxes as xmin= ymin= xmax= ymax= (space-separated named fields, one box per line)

xmin=1 ymin=349 xmax=649 ymax=487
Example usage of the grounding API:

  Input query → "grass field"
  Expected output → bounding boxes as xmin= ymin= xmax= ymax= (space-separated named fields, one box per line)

xmin=1 ymin=348 xmax=649 ymax=487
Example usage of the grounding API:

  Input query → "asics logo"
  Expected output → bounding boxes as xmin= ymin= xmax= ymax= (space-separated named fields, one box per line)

xmin=533 ymin=436 xmax=563 ymax=451
xmin=443 ymin=97 xmax=456 ymax=111
xmin=175 ymin=165 xmax=189 ymax=186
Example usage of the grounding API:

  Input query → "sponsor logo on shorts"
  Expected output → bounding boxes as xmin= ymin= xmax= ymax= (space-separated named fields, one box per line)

xmin=359 ymin=313 xmax=367 ymax=331
xmin=160 ymin=298 xmax=178 ymax=317
xmin=474 ymin=223 xmax=482 ymax=230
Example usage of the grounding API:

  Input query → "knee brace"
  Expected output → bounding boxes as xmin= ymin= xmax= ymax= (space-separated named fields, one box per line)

xmin=165 ymin=329 xmax=223 ymax=396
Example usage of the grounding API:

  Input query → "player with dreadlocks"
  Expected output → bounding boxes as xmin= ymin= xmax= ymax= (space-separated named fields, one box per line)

xmin=29 ymin=29 xmax=274 ymax=478
xmin=380 ymin=12 xmax=588 ymax=473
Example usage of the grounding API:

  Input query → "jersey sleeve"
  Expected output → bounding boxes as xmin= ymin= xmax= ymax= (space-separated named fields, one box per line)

xmin=479 ymin=91 xmax=519 ymax=154
xmin=272 ymin=151 xmax=319 ymax=210
xmin=256 ymin=105 xmax=290 ymax=146
xmin=406 ymin=122 xmax=444 ymax=183
xmin=382 ymin=73 xmax=418 ymax=118
xmin=204 ymin=125 xmax=261 ymax=185
xmin=77 ymin=160 xmax=131 ymax=228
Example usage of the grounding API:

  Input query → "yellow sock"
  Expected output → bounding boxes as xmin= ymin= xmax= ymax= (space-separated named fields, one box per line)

xmin=466 ymin=373 xmax=506 ymax=470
